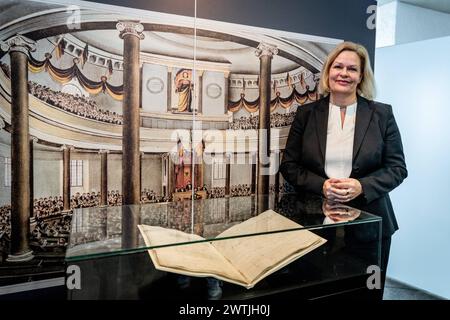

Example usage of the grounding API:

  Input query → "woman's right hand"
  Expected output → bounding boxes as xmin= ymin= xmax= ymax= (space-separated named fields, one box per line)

xmin=323 ymin=178 xmax=362 ymax=202
xmin=323 ymin=178 xmax=341 ymax=199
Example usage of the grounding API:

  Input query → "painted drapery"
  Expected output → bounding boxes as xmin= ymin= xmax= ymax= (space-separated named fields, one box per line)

xmin=228 ymin=85 xmax=319 ymax=113
xmin=28 ymin=54 xmax=123 ymax=100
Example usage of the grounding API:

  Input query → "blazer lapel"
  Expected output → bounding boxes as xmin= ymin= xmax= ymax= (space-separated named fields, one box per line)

xmin=314 ymin=96 xmax=329 ymax=166
xmin=353 ymin=95 xmax=374 ymax=161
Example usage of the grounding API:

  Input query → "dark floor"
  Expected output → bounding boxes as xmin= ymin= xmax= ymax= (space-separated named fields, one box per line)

xmin=383 ymin=278 xmax=445 ymax=300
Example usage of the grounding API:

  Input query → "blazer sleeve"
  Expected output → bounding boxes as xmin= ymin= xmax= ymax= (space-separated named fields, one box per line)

xmin=280 ymin=108 xmax=326 ymax=195
xmin=359 ymin=105 xmax=408 ymax=203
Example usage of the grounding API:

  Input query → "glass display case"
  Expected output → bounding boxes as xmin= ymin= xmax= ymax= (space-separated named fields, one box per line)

xmin=65 ymin=193 xmax=381 ymax=300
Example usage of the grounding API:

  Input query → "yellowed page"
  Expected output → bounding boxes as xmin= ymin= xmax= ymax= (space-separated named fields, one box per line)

xmin=137 ymin=225 xmax=247 ymax=286
xmin=212 ymin=210 xmax=327 ymax=287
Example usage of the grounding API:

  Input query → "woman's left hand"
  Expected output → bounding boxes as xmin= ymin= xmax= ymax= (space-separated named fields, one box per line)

xmin=328 ymin=178 xmax=363 ymax=203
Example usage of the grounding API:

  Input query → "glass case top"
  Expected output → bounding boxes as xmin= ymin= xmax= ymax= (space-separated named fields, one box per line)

xmin=66 ymin=193 xmax=381 ymax=261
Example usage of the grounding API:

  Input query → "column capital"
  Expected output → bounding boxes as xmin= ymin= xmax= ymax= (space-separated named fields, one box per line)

xmin=99 ymin=149 xmax=110 ymax=154
xmin=0 ymin=35 xmax=36 ymax=57
xmin=224 ymin=152 xmax=232 ymax=162
xmin=255 ymin=42 xmax=278 ymax=59
xmin=116 ymin=21 xmax=145 ymax=40
xmin=0 ymin=117 xmax=5 ymax=130
xmin=60 ymin=144 xmax=74 ymax=151
xmin=29 ymin=136 xmax=38 ymax=143
xmin=313 ymin=73 xmax=321 ymax=82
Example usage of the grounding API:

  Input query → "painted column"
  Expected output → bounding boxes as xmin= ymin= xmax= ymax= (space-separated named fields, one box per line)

xmin=197 ymin=70 xmax=203 ymax=114
xmin=255 ymin=42 xmax=278 ymax=213
xmin=224 ymin=72 xmax=230 ymax=114
xmin=225 ymin=154 xmax=231 ymax=197
xmin=62 ymin=145 xmax=72 ymax=212
xmin=2 ymin=35 xmax=37 ymax=262
xmin=167 ymin=67 xmax=172 ymax=112
xmin=117 ymin=21 xmax=144 ymax=205
xmin=29 ymin=137 xmax=37 ymax=221
xmin=99 ymin=149 xmax=109 ymax=206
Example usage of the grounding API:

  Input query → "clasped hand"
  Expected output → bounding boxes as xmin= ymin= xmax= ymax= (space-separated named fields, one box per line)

xmin=322 ymin=178 xmax=362 ymax=202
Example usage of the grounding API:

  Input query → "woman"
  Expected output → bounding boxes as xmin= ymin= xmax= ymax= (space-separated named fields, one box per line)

xmin=280 ymin=41 xmax=407 ymax=299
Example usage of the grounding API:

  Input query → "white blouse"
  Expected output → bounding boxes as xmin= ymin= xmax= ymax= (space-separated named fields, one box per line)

xmin=324 ymin=102 xmax=357 ymax=179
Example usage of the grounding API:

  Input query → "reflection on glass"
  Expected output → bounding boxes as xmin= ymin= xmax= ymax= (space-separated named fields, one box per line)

xmin=66 ymin=193 xmax=379 ymax=261
xmin=121 ymin=206 xmax=141 ymax=249
xmin=322 ymin=200 xmax=361 ymax=224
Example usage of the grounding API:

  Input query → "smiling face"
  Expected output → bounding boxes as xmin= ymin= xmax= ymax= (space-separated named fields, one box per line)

xmin=328 ymin=50 xmax=362 ymax=101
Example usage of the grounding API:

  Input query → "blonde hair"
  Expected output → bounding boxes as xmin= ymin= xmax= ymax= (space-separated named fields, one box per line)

xmin=319 ymin=41 xmax=376 ymax=100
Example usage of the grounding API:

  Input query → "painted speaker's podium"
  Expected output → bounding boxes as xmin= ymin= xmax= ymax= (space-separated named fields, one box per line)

xmin=172 ymin=190 xmax=207 ymax=201
xmin=65 ymin=193 xmax=382 ymax=300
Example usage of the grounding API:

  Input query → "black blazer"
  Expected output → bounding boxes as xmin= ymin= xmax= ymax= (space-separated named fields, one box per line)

xmin=280 ymin=95 xmax=408 ymax=237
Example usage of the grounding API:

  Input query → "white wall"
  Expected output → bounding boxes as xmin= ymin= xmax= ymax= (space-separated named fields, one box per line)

xmin=376 ymin=1 xmax=450 ymax=48
xmin=376 ymin=1 xmax=397 ymax=48
xmin=375 ymin=35 xmax=450 ymax=299
xmin=395 ymin=2 xmax=450 ymax=45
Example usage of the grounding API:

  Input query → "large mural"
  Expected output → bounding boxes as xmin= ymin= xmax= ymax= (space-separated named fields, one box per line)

xmin=0 ymin=0 xmax=341 ymax=262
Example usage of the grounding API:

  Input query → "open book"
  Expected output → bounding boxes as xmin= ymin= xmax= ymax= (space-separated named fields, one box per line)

xmin=138 ymin=210 xmax=326 ymax=289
